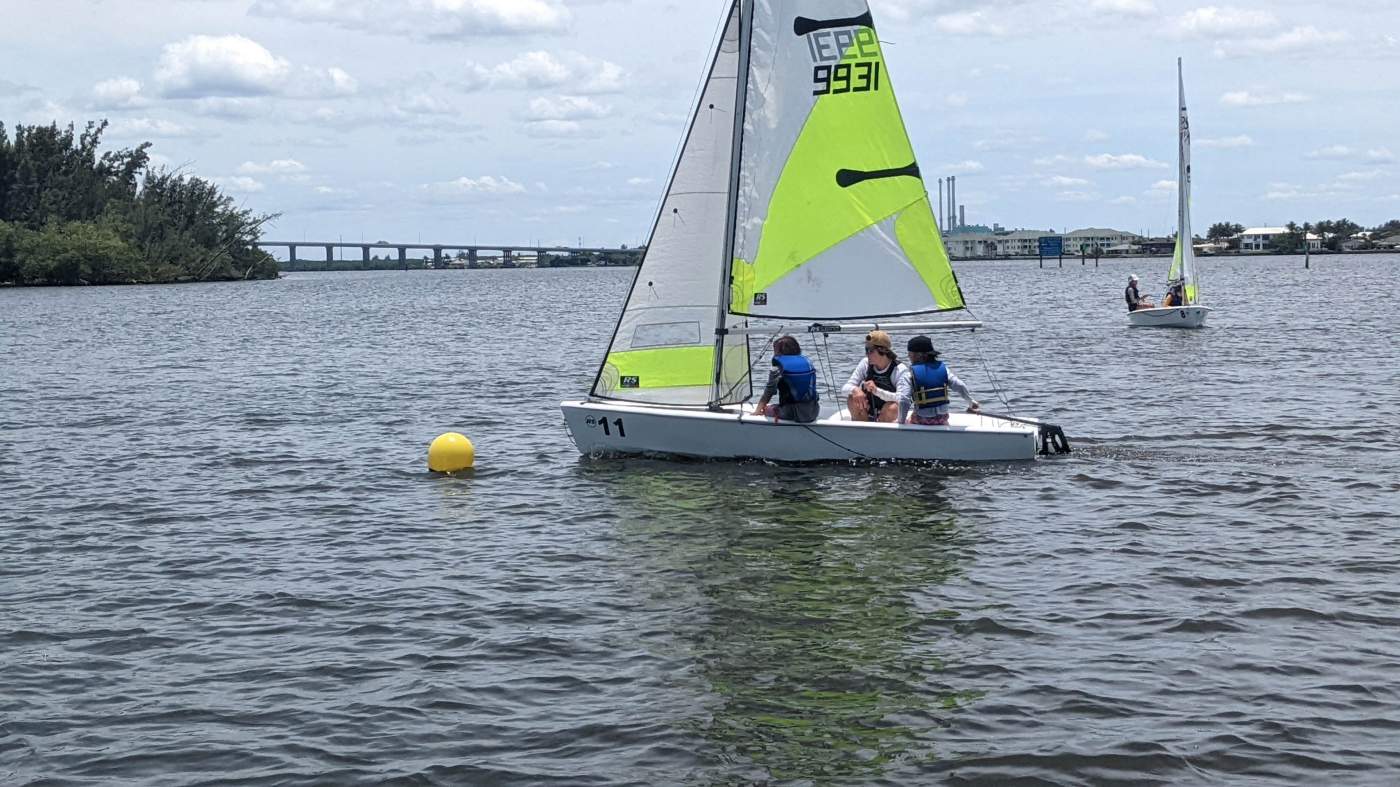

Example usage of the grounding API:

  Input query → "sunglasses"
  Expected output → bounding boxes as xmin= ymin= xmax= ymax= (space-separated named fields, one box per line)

xmin=865 ymin=346 xmax=887 ymax=355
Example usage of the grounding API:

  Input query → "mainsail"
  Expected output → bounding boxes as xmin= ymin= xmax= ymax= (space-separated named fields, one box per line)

xmin=591 ymin=2 xmax=751 ymax=406
xmin=591 ymin=0 xmax=962 ymax=406
xmin=1168 ymin=58 xmax=1199 ymax=305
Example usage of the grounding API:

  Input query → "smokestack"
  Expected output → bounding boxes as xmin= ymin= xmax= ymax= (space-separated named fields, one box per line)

xmin=938 ymin=178 xmax=944 ymax=231
xmin=960 ymin=205 xmax=966 ymax=228
xmin=949 ymin=176 xmax=956 ymax=229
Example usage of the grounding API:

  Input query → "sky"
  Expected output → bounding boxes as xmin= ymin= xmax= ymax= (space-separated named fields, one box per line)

xmin=2 ymin=0 xmax=1397 ymax=249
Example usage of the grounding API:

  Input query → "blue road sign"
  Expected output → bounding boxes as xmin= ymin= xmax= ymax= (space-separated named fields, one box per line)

xmin=1038 ymin=236 xmax=1063 ymax=256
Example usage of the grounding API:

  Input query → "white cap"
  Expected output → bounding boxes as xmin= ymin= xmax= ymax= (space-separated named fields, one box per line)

xmin=1129 ymin=274 xmax=1139 ymax=282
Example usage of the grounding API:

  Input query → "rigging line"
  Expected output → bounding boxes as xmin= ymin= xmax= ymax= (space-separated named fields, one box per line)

xmin=819 ymin=332 xmax=840 ymax=405
xmin=962 ymin=308 xmax=1013 ymax=413
xmin=799 ymin=422 xmax=877 ymax=460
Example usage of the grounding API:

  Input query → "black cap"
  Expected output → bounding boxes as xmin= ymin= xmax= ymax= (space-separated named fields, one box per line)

xmin=906 ymin=335 xmax=936 ymax=354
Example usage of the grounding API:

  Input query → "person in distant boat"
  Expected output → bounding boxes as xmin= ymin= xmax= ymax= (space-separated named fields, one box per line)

xmin=752 ymin=335 xmax=821 ymax=423
xmin=1162 ymin=280 xmax=1185 ymax=307
xmin=1125 ymin=274 xmax=1154 ymax=311
xmin=841 ymin=330 xmax=905 ymax=423
xmin=901 ymin=336 xmax=980 ymax=426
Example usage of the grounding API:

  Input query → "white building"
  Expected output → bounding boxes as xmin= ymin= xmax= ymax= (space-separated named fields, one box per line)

xmin=943 ymin=228 xmax=1141 ymax=258
xmin=1062 ymin=228 xmax=1140 ymax=254
xmin=1237 ymin=227 xmax=1323 ymax=252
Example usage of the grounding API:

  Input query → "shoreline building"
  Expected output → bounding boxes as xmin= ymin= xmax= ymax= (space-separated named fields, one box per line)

xmin=1237 ymin=227 xmax=1323 ymax=252
xmin=943 ymin=227 xmax=1141 ymax=259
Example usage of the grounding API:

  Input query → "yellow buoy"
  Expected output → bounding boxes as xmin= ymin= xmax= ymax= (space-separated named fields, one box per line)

xmin=428 ymin=432 xmax=475 ymax=472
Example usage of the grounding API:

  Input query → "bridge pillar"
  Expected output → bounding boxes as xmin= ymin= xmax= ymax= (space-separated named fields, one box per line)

xmin=468 ymin=249 xmax=478 ymax=269
xmin=433 ymin=246 xmax=443 ymax=268
xmin=361 ymin=246 xmax=370 ymax=262
xmin=288 ymin=244 xmax=297 ymax=264
xmin=324 ymin=244 xmax=334 ymax=263
xmin=503 ymin=249 xmax=513 ymax=268
xmin=398 ymin=247 xmax=407 ymax=270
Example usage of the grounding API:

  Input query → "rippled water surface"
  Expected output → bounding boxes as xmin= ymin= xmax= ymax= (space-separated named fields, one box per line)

xmin=4 ymin=255 xmax=1400 ymax=785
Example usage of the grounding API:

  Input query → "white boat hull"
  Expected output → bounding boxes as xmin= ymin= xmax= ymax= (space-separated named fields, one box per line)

xmin=560 ymin=400 xmax=1052 ymax=463
xmin=1127 ymin=306 xmax=1210 ymax=328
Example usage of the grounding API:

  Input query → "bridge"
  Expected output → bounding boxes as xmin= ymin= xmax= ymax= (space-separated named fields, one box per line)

xmin=254 ymin=240 xmax=642 ymax=268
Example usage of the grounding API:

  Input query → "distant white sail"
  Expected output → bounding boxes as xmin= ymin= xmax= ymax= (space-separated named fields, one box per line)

xmin=1169 ymin=57 xmax=1199 ymax=305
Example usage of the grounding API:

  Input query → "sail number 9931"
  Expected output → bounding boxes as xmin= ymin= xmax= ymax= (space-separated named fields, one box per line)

xmin=813 ymin=61 xmax=880 ymax=96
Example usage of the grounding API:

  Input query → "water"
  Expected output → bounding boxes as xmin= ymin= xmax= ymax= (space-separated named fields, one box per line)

xmin=3 ymin=255 xmax=1399 ymax=785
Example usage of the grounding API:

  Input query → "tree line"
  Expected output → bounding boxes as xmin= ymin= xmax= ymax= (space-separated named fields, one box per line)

xmin=1206 ymin=219 xmax=1400 ymax=252
xmin=0 ymin=120 xmax=279 ymax=286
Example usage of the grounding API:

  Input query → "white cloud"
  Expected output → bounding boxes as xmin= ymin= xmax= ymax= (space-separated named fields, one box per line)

xmin=423 ymin=175 xmax=527 ymax=197
xmin=213 ymin=175 xmax=265 ymax=193
xmin=238 ymin=159 xmax=308 ymax=175
xmin=1215 ymin=26 xmax=1348 ymax=58
xmin=1056 ymin=190 xmax=1100 ymax=202
xmin=191 ymin=97 xmax=265 ymax=118
xmin=1148 ymin=179 xmax=1178 ymax=192
xmin=1337 ymin=170 xmax=1384 ymax=182
xmin=1085 ymin=153 xmax=1169 ymax=170
xmin=934 ymin=11 xmax=1007 ymax=36
xmin=106 ymin=117 xmax=194 ymax=138
xmin=1111 ymin=196 xmax=1138 ymax=205
xmin=91 ymin=77 xmax=147 ymax=109
xmin=1046 ymin=175 xmax=1091 ymax=187
xmin=249 ymin=0 xmax=570 ymax=38
xmin=463 ymin=51 xmax=625 ymax=94
xmin=1219 ymin=90 xmax=1310 ymax=106
xmin=1090 ymin=0 xmax=1156 ymax=16
xmin=1197 ymin=134 xmax=1255 ymax=148
xmin=295 ymin=66 xmax=358 ymax=98
xmin=945 ymin=92 xmax=969 ymax=108
xmin=1307 ymin=145 xmax=1356 ymax=160
xmin=1176 ymin=6 xmax=1279 ymax=37
xmin=524 ymin=95 xmax=610 ymax=121
xmin=1306 ymin=145 xmax=1396 ymax=163
xmin=944 ymin=160 xmax=984 ymax=174
xmin=155 ymin=35 xmax=291 ymax=98
xmin=523 ymin=119 xmax=597 ymax=138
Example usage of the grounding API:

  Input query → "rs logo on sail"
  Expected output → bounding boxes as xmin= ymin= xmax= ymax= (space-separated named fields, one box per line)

xmin=794 ymin=13 xmax=881 ymax=97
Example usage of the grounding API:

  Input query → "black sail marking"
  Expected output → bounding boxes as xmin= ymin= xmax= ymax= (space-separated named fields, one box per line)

xmin=793 ymin=11 xmax=874 ymax=36
xmin=835 ymin=162 xmax=921 ymax=188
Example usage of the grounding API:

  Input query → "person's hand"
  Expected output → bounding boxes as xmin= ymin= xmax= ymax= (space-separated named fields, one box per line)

xmin=967 ymin=400 xmax=981 ymax=413
xmin=862 ymin=380 xmax=876 ymax=394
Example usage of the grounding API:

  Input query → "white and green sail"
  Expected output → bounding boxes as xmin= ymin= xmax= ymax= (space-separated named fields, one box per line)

xmin=592 ymin=0 xmax=964 ymax=406
xmin=1168 ymin=57 xmax=1199 ymax=305
xmin=591 ymin=2 xmax=751 ymax=406
xmin=731 ymin=0 xmax=964 ymax=319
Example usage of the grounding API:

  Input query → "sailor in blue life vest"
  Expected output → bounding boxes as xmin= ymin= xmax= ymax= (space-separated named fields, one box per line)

xmin=752 ymin=335 xmax=821 ymax=423
xmin=840 ymin=330 xmax=905 ymax=422
xmin=899 ymin=335 xmax=980 ymax=426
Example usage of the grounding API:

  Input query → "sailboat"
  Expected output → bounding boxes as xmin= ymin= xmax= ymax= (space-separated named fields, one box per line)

xmin=560 ymin=0 xmax=1070 ymax=462
xmin=1129 ymin=58 xmax=1210 ymax=329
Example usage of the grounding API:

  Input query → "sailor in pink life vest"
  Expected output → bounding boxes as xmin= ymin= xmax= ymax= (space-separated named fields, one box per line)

xmin=899 ymin=335 xmax=980 ymax=426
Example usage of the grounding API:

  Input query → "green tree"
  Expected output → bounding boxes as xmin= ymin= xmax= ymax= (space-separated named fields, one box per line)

xmin=1 ymin=118 xmax=273 ymax=286
xmin=1206 ymin=221 xmax=1244 ymax=241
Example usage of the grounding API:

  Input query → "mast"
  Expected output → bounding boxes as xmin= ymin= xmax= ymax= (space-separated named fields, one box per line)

xmin=709 ymin=0 xmax=752 ymax=407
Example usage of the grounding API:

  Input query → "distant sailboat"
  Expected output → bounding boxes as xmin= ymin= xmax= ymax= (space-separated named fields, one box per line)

xmin=1129 ymin=58 xmax=1210 ymax=329
xmin=560 ymin=0 xmax=1070 ymax=462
